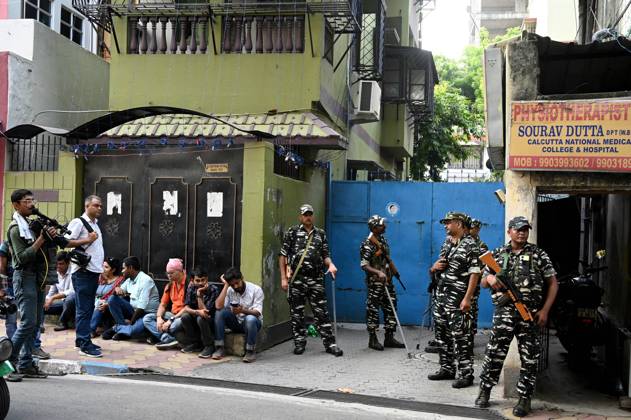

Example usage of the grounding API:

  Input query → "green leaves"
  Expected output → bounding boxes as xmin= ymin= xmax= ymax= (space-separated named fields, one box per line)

xmin=411 ymin=27 xmax=520 ymax=181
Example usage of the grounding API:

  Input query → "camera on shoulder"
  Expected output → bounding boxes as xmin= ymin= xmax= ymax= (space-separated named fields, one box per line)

xmin=69 ymin=249 xmax=91 ymax=269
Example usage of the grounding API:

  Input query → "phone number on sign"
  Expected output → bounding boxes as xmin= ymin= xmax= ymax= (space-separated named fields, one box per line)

xmin=510 ymin=156 xmax=631 ymax=170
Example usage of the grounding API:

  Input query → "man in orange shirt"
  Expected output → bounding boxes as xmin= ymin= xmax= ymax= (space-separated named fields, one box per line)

xmin=143 ymin=258 xmax=188 ymax=348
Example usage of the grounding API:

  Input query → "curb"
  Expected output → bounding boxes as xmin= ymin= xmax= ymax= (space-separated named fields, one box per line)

xmin=37 ymin=358 xmax=129 ymax=375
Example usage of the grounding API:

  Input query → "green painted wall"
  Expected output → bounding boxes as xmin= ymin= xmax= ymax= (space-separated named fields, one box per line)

xmin=240 ymin=142 xmax=326 ymax=329
xmin=3 ymin=152 xmax=83 ymax=239
xmin=109 ymin=15 xmax=325 ymax=115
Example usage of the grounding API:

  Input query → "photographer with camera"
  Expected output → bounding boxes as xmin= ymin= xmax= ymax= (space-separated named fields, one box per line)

xmin=64 ymin=195 xmax=104 ymax=358
xmin=5 ymin=189 xmax=81 ymax=380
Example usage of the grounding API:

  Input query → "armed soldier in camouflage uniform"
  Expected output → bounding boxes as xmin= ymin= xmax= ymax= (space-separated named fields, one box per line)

xmin=425 ymin=233 xmax=456 ymax=353
xmin=428 ymin=212 xmax=481 ymax=389
xmin=469 ymin=218 xmax=488 ymax=338
xmin=360 ymin=215 xmax=405 ymax=351
xmin=279 ymin=204 xmax=343 ymax=357
xmin=475 ymin=216 xmax=558 ymax=417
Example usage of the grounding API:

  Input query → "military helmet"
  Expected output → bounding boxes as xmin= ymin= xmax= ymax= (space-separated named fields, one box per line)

xmin=470 ymin=218 xmax=482 ymax=228
xmin=367 ymin=215 xmax=386 ymax=230
xmin=463 ymin=215 xmax=473 ymax=229
xmin=439 ymin=211 xmax=467 ymax=224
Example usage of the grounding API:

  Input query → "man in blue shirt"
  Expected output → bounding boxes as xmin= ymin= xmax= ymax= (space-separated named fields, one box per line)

xmin=102 ymin=256 xmax=159 ymax=341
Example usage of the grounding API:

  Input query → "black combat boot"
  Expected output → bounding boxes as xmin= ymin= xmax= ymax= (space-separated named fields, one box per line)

xmin=368 ymin=333 xmax=384 ymax=351
xmin=474 ymin=388 xmax=491 ymax=408
xmin=383 ymin=332 xmax=405 ymax=348
xmin=452 ymin=376 xmax=474 ymax=389
xmin=512 ymin=396 xmax=531 ymax=417
xmin=427 ymin=369 xmax=455 ymax=380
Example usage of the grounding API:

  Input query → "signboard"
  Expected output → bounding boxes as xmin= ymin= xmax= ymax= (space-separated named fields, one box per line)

xmin=509 ymin=100 xmax=631 ymax=172
xmin=205 ymin=163 xmax=229 ymax=173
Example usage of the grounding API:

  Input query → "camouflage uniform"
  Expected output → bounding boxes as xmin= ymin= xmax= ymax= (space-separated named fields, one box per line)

xmin=470 ymin=237 xmax=488 ymax=336
xmin=360 ymin=234 xmax=397 ymax=333
xmin=280 ymin=224 xmax=336 ymax=349
xmin=478 ymin=241 xmax=556 ymax=397
xmin=433 ymin=233 xmax=481 ymax=379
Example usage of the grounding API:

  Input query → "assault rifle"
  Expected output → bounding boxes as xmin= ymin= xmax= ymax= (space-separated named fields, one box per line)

xmin=368 ymin=233 xmax=406 ymax=291
xmin=479 ymin=251 xmax=534 ymax=322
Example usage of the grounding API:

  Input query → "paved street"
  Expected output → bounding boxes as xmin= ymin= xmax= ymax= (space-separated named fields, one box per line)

xmin=8 ymin=375 xmax=473 ymax=420
xmin=5 ymin=320 xmax=631 ymax=419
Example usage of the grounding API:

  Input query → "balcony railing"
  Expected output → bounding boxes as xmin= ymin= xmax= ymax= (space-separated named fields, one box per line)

xmin=126 ymin=14 xmax=305 ymax=54
xmin=221 ymin=15 xmax=305 ymax=54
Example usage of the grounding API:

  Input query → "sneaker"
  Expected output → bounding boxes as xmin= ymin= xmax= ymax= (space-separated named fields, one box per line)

xmin=211 ymin=346 xmax=225 ymax=360
xmin=101 ymin=328 xmax=116 ymax=340
xmin=18 ymin=365 xmax=47 ymax=379
xmin=4 ymin=372 xmax=23 ymax=382
xmin=198 ymin=346 xmax=214 ymax=359
xmin=53 ymin=324 xmax=70 ymax=332
xmin=242 ymin=350 xmax=256 ymax=363
xmin=181 ymin=343 xmax=203 ymax=353
xmin=79 ymin=346 xmax=103 ymax=358
xmin=32 ymin=347 xmax=51 ymax=360
xmin=156 ymin=340 xmax=180 ymax=351
xmin=112 ymin=333 xmax=127 ymax=341
xmin=146 ymin=335 xmax=160 ymax=345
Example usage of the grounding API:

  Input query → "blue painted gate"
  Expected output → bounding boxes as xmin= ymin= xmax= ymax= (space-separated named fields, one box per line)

xmin=327 ymin=181 xmax=505 ymax=328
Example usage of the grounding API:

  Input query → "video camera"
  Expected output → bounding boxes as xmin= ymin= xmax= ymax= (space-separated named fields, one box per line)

xmin=28 ymin=208 xmax=70 ymax=248
xmin=0 ymin=300 xmax=17 ymax=316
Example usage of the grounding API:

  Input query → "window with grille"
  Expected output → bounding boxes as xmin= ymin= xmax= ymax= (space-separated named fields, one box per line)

xmin=23 ymin=0 xmax=52 ymax=27
xmin=60 ymin=7 xmax=83 ymax=45
xmin=8 ymin=135 xmax=64 ymax=172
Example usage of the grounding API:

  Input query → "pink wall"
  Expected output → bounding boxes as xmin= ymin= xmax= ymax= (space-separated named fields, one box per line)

xmin=0 ymin=52 xmax=8 ymax=234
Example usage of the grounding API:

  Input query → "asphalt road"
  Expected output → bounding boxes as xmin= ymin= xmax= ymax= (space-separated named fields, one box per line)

xmin=6 ymin=375 xmax=477 ymax=420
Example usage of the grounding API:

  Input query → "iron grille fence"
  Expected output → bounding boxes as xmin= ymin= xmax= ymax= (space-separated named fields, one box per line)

xmin=8 ymin=134 xmax=65 ymax=171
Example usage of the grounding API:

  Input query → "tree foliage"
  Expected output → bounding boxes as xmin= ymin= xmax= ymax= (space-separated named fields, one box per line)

xmin=410 ymin=27 xmax=521 ymax=181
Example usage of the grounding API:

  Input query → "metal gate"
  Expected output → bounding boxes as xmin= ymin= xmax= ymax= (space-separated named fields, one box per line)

xmin=327 ymin=181 xmax=505 ymax=328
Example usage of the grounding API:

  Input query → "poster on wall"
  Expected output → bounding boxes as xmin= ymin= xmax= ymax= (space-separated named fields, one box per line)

xmin=509 ymin=100 xmax=631 ymax=172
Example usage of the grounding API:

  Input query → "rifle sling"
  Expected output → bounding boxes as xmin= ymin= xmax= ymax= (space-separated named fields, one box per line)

xmin=289 ymin=230 xmax=314 ymax=285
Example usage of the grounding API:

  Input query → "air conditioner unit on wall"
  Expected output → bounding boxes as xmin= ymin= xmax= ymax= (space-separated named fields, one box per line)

xmin=352 ymin=81 xmax=381 ymax=123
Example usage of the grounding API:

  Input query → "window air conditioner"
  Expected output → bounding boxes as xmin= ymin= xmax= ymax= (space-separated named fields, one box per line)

xmin=352 ymin=81 xmax=381 ymax=123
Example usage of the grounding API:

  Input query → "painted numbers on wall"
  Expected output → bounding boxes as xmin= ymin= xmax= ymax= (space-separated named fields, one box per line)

xmin=162 ymin=191 xmax=178 ymax=216
xmin=207 ymin=192 xmax=223 ymax=218
xmin=106 ymin=192 xmax=122 ymax=216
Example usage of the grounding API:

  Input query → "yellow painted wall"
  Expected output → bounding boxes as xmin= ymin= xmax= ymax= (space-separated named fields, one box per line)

xmin=3 ymin=152 xmax=83 ymax=238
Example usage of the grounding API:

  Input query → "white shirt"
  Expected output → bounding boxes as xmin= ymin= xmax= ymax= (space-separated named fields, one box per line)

xmin=65 ymin=212 xmax=104 ymax=274
xmin=225 ymin=281 xmax=264 ymax=323
xmin=46 ymin=270 xmax=74 ymax=299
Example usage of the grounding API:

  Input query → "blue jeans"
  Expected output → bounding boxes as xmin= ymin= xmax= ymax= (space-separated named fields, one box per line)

xmin=45 ymin=292 xmax=76 ymax=325
xmin=10 ymin=270 xmax=45 ymax=370
xmin=90 ymin=306 xmax=113 ymax=333
xmin=72 ymin=270 xmax=99 ymax=350
xmin=214 ymin=309 xmax=261 ymax=351
xmin=4 ymin=305 xmax=17 ymax=339
xmin=107 ymin=295 xmax=147 ymax=338
xmin=143 ymin=312 xmax=182 ymax=342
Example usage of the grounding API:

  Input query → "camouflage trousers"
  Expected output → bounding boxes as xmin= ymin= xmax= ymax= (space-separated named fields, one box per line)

xmin=470 ymin=285 xmax=481 ymax=338
xmin=365 ymin=279 xmax=397 ymax=333
xmin=479 ymin=305 xmax=541 ymax=398
xmin=287 ymin=275 xmax=335 ymax=348
xmin=433 ymin=286 xmax=475 ymax=379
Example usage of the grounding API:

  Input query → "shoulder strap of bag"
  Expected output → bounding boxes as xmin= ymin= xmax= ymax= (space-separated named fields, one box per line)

xmin=77 ymin=216 xmax=95 ymax=251
xmin=289 ymin=230 xmax=315 ymax=284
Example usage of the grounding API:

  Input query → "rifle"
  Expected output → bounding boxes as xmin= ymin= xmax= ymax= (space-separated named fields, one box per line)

xmin=368 ymin=233 xmax=406 ymax=291
xmin=479 ymin=251 xmax=534 ymax=322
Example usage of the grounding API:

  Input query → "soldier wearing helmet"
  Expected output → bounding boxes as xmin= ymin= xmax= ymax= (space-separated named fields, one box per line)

xmin=427 ymin=211 xmax=481 ymax=389
xmin=359 ymin=215 xmax=405 ymax=351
